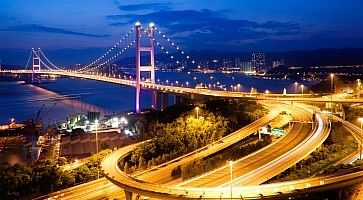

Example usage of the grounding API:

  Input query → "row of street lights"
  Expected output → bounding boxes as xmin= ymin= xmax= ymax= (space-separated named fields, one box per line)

xmin=359 ymin=117 xmax=363 ymax=160
xmin=294 ymin=82 xmax=305 ymax=96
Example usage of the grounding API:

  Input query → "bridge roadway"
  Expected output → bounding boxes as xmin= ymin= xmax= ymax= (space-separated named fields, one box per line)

xmin=176 ymin=104 xmax=315 ymax=188
xmin=3 ymin=70 xmax=363 ymax=103
xmin=45 ymin=108 xmax=363 ymax=200
xmin=99 ymin=104 xmax=338 ymax=199
xmin=39 ymin=103 xmax=283 ymax=199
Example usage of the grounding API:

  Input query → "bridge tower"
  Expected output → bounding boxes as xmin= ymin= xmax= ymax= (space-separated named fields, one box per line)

xmin=135 ymin=22 xmax=156 ymax=113
xmin=32 ymin=48 xmax=41 ymax=82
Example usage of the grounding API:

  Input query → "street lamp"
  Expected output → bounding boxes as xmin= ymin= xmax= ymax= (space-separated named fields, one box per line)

xmin=229 ymin=160 xmax=233 ymax=200
xmin=294 ymin=82 xmax=298 ymax=94
xmin=265 ymin=90 xmax=269 ymax=98
xmin=95 ymin=120 xmax=99 ymax=179
xmin=330 ymin=73 xmax=334 ymax=113
xmin=359 ymin=117 xmax=363 ymax=160
xmin=357 ymin=79 xmax=361 ymax=98
xmin=300 ymin=85 xmax=304 ymax=97
xmin=196 ymin=107 xmax=200 ymax=119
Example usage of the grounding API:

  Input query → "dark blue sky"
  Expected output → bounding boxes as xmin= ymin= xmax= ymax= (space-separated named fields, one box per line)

xmin=1 ymin=0 xmax=363 ymax=65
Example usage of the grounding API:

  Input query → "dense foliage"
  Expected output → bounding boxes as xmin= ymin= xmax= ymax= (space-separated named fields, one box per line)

xmin=0 ymin=150 xmax=109 ymax=200
xmin=124 ymin=111 xmax=228 ymax=173
xmin=123 ymin=100 xmax=267 ymax=173
xmin=205 ymin=100 xmax=267 ymax=133
xmin=344 ymin=105 xmax=363 ymax=124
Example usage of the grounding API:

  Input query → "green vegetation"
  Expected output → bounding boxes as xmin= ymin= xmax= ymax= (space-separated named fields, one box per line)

xmin=270 ymin=122 xmax=357 ymax=182
xmin=124 ymin=111 xmax=228 ymax=173
xmin=344 ymin=105 xmax=363 ymax=124
xmin=0 ymin=149 xmax=110 ymax=200
xmin=205 ymin=100 xmax=267 ymax=133
xmin=122 ymin=100 xmax=267 ymax=173
xmin=178 ymin=135 xmax=272 ymax=180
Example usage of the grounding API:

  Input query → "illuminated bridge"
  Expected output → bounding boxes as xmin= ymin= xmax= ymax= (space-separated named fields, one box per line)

xmin=2 ymin=22 xmax=363 ymax=113
xmin=2 ymin=22 xmax=363 ymax=199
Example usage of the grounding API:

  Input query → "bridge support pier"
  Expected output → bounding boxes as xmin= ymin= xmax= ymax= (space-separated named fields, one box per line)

xmin=124 ymin=190 xmax=133 ymax=200
xmin=162 ymin=93 xmax=169 ymax=109
xmin=174 ymin=95 xmax=182 ymax=104
xmin=152 ymin=91 xmax=158 ymax=110
xmin=156 ymin=92 xmax=162 ymax=110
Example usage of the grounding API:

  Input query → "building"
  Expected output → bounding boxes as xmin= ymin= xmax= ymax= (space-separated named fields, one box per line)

xmin=241 ymin=62 xmax=253 ymax=73
xmin=235 ymin=58 xmax=240 ymax=68
xmin=273 ymin=59 xmax=285 ymax=68
xmin=251 ymin=53 xmax=266 ymax=72
xmin=223 ymin=58 xmax=233 ymax=68
xmin=87 ymin=111 xmax=100 ymax=123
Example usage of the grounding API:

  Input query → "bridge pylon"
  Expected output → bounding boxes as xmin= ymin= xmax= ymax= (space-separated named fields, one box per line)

xmin=31 ymin=48 xmax=41 ymax=82
xmin=135 ymin=22 xmax=156 ymax=113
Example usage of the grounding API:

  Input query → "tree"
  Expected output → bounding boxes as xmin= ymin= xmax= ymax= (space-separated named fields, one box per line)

xmin=124 ymin=162 xmax=130 ymax=173
xmin=74 ymin=165 xmax=92 ymax=183
xmin=138 ymin=157 xmax=146 ymax=170
xmin=60 ymin=171 xmax=75 ymax=188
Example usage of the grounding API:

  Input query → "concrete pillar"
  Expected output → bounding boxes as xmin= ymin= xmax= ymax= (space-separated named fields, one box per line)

xmin=174 ymin=95 xmax=182 ymax=104
xmin=151 ymin=91 xmax=157 ymax=110
xmin=156 ymin=92 xmax=162 ymax=110
xmin=124 ymin=190 xmax=133 ymax=200
xmin=162 ymin=93 xmax=168 ymax=109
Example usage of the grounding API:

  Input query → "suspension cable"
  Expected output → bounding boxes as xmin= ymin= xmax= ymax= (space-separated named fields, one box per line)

xmin=39 ymin=49 xmax=62 ymax=70
xmin=24 ymin=50 xmax=33 ymax=70
xmin=83 ymin=40 xmax=136 ymax=72
xmin=77 ymin=27 xmax=135 ymax=72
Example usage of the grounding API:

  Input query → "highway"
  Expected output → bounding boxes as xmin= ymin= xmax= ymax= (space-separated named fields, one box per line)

xmin=39 ymin=104 xmax=363 ymax=199
xmin=13 ymin=68 xmax=359 ymax=199
xmin=99 ymin=104 xmax=332 ymax=199
xmin=4 ymin=69 xmax=363 ymax=103
xmin=177 ymin=104 xmax=316 ymax=187
xmin=130 ymin=103 xmax=283 ymax=184
xmin=42 ymin=103 xmax=283 ymax=199
xmin=329 ymin=113 xmax=363 ymax=165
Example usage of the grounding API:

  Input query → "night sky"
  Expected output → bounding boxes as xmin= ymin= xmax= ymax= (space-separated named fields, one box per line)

xmin=1 ymin=0 xmax=363 ymax=65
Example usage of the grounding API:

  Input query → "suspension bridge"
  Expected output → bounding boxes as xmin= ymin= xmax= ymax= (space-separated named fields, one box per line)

xmin=2 ymin=22 xmax=363 ymax=199
xmin=2 ymin=22 xmax=363 ymax=113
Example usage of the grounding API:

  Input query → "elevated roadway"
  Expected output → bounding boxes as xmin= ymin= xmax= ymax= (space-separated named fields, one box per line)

xmin=100 ymin=105 xmax=337 ymax=199
xmin=3 ymin=70 xmax=363 ymax=103
xmin=42 ymin=106 xmax=363 ymax=199
xmin=177 ymin=104 xmax=317 ymax=187
xmin=41 ymin=103 xmax=283 ymax=199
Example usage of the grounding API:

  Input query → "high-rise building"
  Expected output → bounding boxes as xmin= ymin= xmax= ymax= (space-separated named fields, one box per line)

xmin=272 ymin=59 xmax=285 ymax=68
xmin=223 ymin=58 xmax=233 ymax=68
xmin=235 ymin=58 xmax=240 ymax=68
xmin=241 ymin=62 xmax=253 ymax=73
xmin=251 ymin=53 xmax=266 ymax=72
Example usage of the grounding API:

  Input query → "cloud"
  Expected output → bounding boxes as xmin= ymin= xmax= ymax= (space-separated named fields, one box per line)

xmin=0 ymin=24 xmax=109 ymax=38
xmin=118 ymin=3 xmax=171 ymax=11
xmin=106 ymin=9 xmax=301 ymax=50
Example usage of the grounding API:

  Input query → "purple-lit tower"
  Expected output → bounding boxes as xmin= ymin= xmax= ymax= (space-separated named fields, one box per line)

xmin=32 ymin=48 xmax=41 ymax=82
xmin=135 ymin=22 xmax=156 ymax=113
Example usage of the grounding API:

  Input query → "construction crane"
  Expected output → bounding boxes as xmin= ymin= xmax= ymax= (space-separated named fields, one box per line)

xmin=35 ymin=104 xmax=45 ymax=123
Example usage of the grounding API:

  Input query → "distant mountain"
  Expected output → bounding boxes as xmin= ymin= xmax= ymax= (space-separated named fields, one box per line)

xmin=2 ymin=47 xmax=363 ymax=67
xmin=114 ymin=48 xmax=363 ymax=67
xmin=265 ymin=48 xmax=363 ymax=66
xmin=187 ymin=48 xmax=363 ymax=66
